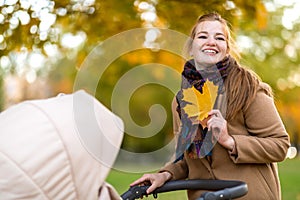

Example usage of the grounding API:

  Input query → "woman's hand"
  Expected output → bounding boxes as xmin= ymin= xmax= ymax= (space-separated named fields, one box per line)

xmin=130 ymin=172 xmax=172 ymax=194
xmin=207 ymin=109 xmax=236 ymax=152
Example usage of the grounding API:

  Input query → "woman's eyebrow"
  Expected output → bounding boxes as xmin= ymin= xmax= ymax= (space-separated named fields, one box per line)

xmin=196 ymin=31 xmax=208 ymax=36
xmin=215 ymin=32 xmax=225 ymax=37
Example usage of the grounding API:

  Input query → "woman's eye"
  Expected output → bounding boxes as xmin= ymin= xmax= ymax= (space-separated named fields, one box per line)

xmin=197 ymin=35 xmax=207 ymax=39
xmin=216 ymin=37 xmax=225 ymax=41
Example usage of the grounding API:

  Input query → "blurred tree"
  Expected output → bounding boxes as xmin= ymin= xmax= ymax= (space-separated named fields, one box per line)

xmin=234 ymin=2 xmax=300 ymax=145
xmin=0 ymin=0 xmax=266 ymax=66
xmin=156 ymin=0 xmax=266 ymax=31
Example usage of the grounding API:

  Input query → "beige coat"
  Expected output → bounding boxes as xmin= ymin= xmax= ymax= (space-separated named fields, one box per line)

xmin=161 ymin=84 xmax=290 ymax=200
xmin=0 ymin=90 xmax=123 ymax=200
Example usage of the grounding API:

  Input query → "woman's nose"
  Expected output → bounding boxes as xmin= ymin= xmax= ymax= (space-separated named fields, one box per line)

xmin=206 ymin=36 xmax=216 ymax=46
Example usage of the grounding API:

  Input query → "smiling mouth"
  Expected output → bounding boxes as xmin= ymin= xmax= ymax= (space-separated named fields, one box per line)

xmin=202 ymin=49 xmax=218 ymax=54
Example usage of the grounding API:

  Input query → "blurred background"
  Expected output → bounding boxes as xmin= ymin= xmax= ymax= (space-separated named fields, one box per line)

xmin=1 ymin=0 xmax=299 ymax=158
xmin=0 ymin=0 xmax=300 ymax=198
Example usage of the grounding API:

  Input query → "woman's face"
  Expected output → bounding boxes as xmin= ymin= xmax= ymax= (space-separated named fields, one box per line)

xmin=190 ymin=20 xmax=228 ymax=69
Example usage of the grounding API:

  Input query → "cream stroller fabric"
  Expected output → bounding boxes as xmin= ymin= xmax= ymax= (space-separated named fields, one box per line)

xmin=0 ymin=90 xmax=124 ymax=200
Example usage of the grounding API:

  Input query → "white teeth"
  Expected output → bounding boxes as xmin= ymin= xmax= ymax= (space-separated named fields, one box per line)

xmin=203 ymin=49 xmax=217 ymax=54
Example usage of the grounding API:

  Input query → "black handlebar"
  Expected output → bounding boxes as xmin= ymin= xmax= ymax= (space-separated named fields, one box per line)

xmin=197 ymin=182 xmax=248 ymax=200
xmin=121 ymin=179 xmax=248 ymax=200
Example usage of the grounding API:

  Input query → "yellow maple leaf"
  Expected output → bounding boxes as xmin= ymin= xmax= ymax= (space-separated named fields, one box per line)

xmin=182 ymin=80 xmax=218 ymax=122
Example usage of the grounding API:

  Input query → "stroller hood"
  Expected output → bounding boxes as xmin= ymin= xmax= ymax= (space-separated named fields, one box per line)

xmin=0 ymin=90 xmax=124 ymax=199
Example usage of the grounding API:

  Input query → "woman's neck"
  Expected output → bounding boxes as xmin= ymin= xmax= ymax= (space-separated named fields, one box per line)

xmin=194 ymin=62 xmax=206 ymax=71
xmin=194 ymin=62 xmax=212 ymax=71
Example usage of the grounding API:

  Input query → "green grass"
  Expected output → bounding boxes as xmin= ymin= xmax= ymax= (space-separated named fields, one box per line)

xmin=107 ymin=158 xmax=300 ymax=200
xmin=279 ymin=158 xmax=300 ymax=200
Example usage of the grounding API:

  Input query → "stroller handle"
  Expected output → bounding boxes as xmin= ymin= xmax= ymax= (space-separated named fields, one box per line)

xmin=121 ymin=179 xmax=248 ymax=200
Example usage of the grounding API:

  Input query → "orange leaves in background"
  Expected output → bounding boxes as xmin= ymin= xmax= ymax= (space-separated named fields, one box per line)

xmin=256 ymin=1 xmax=268 ymax=30
xmin=182 ymin=80 xmax=218 ymax=124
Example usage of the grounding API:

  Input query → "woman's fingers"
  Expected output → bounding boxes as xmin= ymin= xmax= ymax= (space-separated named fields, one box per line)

xmin=130 ymin=174 xmax=151 ymax=186
xmin=208 ymin=109 xmax=223 ymax=119
xmin=207 ymin=110 xmax=228 ymax=143
xmin=130 ymin=173 xmax=169 ymax=195
xmin=146 ymin=182 xmax=159 ymax=194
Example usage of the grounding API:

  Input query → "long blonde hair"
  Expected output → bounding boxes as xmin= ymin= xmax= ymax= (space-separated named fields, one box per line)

xmin=186 ymin=12 xmax=272 ymax=120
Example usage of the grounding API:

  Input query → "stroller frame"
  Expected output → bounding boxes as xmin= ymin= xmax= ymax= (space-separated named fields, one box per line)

xmin=121 ymin=179 xmax=248 ymax=200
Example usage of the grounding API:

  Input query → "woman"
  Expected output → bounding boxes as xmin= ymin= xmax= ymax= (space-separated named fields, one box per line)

xmin=130 ymin=12 xmax=290 ymax=200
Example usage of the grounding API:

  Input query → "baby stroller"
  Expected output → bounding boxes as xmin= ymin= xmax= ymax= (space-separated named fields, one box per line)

xmin=0 ymin=90 xmax=247 ymax=200
xmin=0 ymin=90 xmax=123 ymax=199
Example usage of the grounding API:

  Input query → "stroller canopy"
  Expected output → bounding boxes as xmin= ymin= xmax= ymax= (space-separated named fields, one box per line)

xmin=0 ymin=90 xmax=124 ymax=200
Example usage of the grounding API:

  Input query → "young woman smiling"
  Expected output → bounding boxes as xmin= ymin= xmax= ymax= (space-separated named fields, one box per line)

xmin=130 ymin=12 xmax=290 ymax=200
